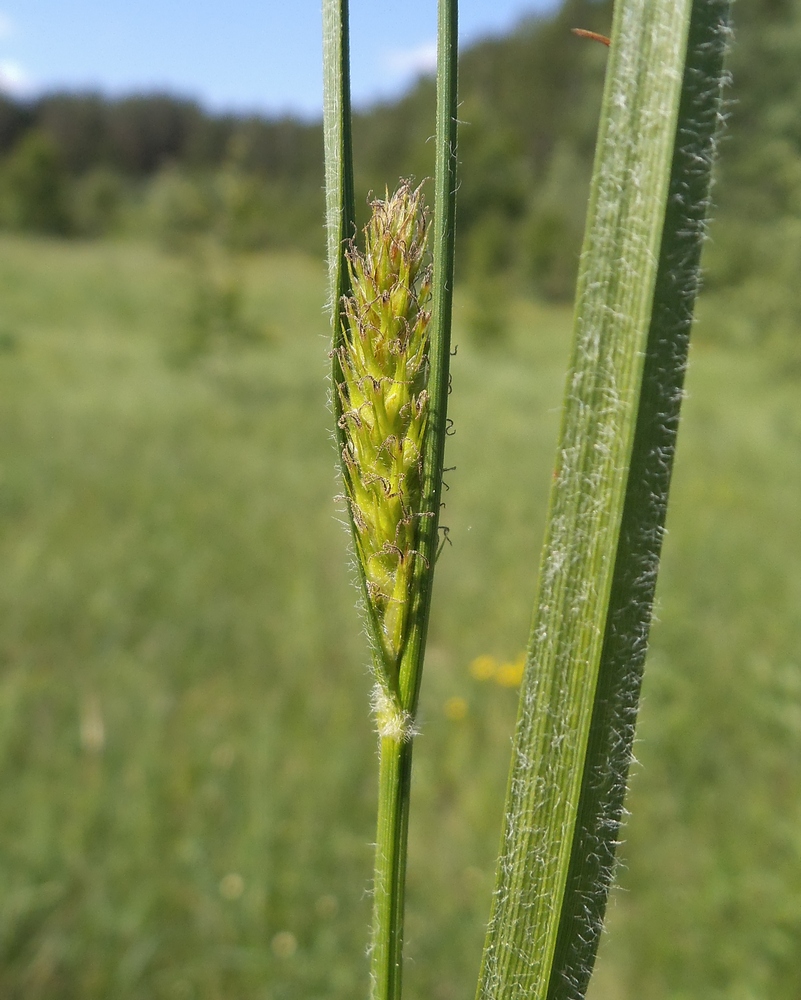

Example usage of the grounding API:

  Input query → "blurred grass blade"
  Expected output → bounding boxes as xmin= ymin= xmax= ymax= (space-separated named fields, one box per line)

xmin=476 ymin=1 xmax=731 ymax=999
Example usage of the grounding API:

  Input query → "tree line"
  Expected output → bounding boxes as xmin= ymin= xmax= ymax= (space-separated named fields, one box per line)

xmin=1 ymin=0 xmax=800 ymax=326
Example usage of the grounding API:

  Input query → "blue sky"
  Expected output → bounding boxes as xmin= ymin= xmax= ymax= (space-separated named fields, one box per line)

xmin=0 ymin=1 xmax=558 ymax=118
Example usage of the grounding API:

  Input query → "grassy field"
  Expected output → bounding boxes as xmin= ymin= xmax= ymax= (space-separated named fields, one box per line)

xmin=0 ymin=234 xmax=799 ymax=999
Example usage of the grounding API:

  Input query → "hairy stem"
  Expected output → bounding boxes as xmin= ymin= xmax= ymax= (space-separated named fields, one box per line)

xmin=371 ymin=737 xmax=414 ymax=1000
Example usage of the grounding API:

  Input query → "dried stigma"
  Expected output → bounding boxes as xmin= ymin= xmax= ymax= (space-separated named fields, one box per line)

xmin=571 ymin=27 xmax=612 ymax=47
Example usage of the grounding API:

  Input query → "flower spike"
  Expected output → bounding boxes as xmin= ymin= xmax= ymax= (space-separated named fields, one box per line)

xmin=335 ymin=182 xmax=432 ymax=684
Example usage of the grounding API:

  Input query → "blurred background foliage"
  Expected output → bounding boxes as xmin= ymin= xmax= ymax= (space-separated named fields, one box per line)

xmin=0 ymin=0 xmax=800 ymax=997
xmin=2 ymin=0 xmax=800 ymax=330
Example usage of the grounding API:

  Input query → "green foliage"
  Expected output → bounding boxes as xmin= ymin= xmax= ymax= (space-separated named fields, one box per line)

xmin=147 ymin=168 xmax=216 ymax=252
xmin=169 ymin=249 xmax=269 ymax=366
xmin=216 ymin=169 xmax=272 ymax=251
xmin=349 ymin=0 xmax=611 ymax=293
xmin=0 ymin=0 xmax=798 ymax=332
xmin=141 ymin=166 xmax=323 ymax=256
xmin=520 ymin=142 xmax=590 ymax=300
xmin=464 ymin=274 xmax=511 ymax=348
xmin=71 ymin=167 xmax=126 ymax=237
xmin=0 ymin=92 xmax=324 ymax=184
xmin=0 ymin=92 xmax=326 ymax=252
xmin=217 ymin=173 xmax=323 ymax=255
xmin=598 ymin=349 xmax=801 ymax=999
xmin=0 ymin=130 xmax=71 ymax=234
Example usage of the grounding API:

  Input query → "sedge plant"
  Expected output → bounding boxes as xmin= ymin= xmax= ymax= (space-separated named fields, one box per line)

xmin=323 ymin=2 xmax=457 ymax=999
xmin=323 ymin=0 xmax=730 ymax=998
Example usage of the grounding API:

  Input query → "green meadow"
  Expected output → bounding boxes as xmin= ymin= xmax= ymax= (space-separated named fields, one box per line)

xmin=0 ymin=235 xmax=799 ymax=999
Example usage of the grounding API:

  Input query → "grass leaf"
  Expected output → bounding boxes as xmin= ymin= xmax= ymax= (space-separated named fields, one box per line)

xmin=476 ymin=1 xmax=731 ymax=998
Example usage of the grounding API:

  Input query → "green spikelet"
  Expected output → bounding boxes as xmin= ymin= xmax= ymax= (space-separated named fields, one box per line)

xmin=335 ymin=182 xmax=431 ymax=682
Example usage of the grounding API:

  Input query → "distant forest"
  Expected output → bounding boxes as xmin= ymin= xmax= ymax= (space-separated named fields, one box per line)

xmin=1 ymin=0 xmax=800 ymax=322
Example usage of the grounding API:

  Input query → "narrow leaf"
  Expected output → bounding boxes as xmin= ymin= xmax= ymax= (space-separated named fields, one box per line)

xmin=476 ymin=0 xmax=730 ymax=997
xmin=547 ymin=2 xmax=731 ymax=996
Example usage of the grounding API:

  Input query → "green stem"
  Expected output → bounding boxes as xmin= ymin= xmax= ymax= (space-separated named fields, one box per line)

xmin=370 ymin=737 xmax=414 ymax=1000
xmin=368 ymin=1 xmax=458 ymax=995
xmin=397 ymin=0 xmax=459 ymax=714
xmin=324 ymin=0 xmax=396 ymax=693
xmin=322 ymin=0 xmax=355 ymax=302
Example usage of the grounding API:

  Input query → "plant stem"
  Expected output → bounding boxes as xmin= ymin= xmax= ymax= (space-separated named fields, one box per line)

xmin=322 ymin=0 xmax=355 ymax=304
xmin=371 ymin=736 xmax=414 ymax=1000
xmin=323 ymin=0 xmax=369 ymax=658
xmin=397 ymin=0 xmax=459 ymax=715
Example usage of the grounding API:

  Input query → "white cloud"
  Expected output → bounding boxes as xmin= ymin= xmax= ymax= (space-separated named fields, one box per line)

xmin=0 ymin=60 xmax=33 ymax=97
xmin=0 ymin=12 xmax=14 ymax=40
xmin=385 ymin=41 xmax=437 ymax=79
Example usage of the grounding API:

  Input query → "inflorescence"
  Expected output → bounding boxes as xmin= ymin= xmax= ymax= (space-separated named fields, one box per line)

xmin=335 ymin=182 xmax=432 ymax=676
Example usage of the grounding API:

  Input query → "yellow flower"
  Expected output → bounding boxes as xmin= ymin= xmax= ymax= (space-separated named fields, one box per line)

xmin=469 ymin=652 xmax=526 ymax=687
xmin=496 ymin=654 xmax=526 ymax=688
xmin=444 ymin=696 xmax=468 ymax=721
xmin=470 ymin=654 xmax=498 ymax=681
